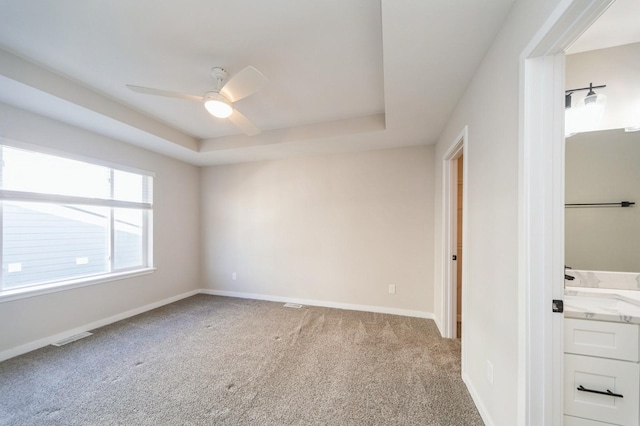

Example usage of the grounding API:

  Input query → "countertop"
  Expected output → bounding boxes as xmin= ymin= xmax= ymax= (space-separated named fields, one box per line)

xmin=564 ymin=286 xmax=640 ymax=324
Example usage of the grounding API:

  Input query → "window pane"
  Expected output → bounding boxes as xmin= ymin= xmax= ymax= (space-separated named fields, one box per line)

xmin=2 ymin=146 xmax=110 ymax=199
xmin=114 ymin=170 xmax=152 ymax=204
xmin=0 ymin=145 xmax=153 ymax=292
xmin=113 ymin=208 xmax=144 ymax=270
xmin=2 ymin=201 xmax=109 ymax=289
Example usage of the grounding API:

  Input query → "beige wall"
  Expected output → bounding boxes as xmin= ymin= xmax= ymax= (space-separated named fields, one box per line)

xmin=565 ymin=129 xmax=640 ymax=273
xmin=0 ymin=103 xmax=201 ymax=355
xmin=201 ymin=146 xmax=434 ymax=315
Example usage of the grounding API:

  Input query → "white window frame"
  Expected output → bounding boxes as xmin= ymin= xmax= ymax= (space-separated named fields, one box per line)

xmin=0 ymin=139 xmax=155 ymax=303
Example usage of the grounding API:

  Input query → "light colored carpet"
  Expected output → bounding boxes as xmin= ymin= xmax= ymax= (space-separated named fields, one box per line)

xmin=0 ymin=295 xmax=483 ymax=425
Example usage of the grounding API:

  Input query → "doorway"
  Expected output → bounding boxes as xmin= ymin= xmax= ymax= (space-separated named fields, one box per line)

xmin=442 ymin=126 xmax=467 ymax=342
xmin=519 ymin=0 xmax=614 ymax=423
xmin=456 ymin=155 xmax=463 ymax=338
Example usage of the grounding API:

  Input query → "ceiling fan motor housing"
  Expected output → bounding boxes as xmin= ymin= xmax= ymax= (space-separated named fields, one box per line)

xmin=211 ymin=67 xmax=228 ymax=87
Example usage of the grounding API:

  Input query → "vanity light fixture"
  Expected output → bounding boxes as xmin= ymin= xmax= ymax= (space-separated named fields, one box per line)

xmin=565 ymin=83 xmax=607 ymax=109
xmin=565 ymin=82 xmax=607 ymax=137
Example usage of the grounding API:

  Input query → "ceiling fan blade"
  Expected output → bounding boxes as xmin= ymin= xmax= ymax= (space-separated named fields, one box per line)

xmin=228 ymin=109 xmax=261 ymax=136
xmin=220 ymin=66 xmax=267 ymax=103
xmin=126 ymin=85 xmax=202 ymax=102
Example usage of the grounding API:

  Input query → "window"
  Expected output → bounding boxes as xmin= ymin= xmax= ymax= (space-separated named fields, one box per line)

xmin=0 ymin=144 xmax=153 ymax=295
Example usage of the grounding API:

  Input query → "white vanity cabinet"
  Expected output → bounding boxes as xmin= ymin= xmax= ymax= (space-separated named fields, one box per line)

xmin=564 ymin=318 xmax=640 ymax=425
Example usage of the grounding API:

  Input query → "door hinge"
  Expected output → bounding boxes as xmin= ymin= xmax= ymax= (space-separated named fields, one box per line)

xmin=552 ymin=299 xmax=564 ymax=313
xmin=452 ymin=255 xmax=457 ymax=261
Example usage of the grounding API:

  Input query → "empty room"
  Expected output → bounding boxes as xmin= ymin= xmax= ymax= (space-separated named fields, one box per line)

xmin=1 ymin=1 xmax=636 ymax=425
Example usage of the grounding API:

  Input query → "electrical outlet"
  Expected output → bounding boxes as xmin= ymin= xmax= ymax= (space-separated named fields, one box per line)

xmin=388 ymin=284 xmax=396 ymax=294
xmin=486 ymin=360 xmax=494 ymax=386
xmin=232 ymin=272 xmax=237 ymax=280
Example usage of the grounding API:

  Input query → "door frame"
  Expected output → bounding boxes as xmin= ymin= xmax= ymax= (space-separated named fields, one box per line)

xmin=518 ymin=0 xmax=613 ymax=424
xmin=441 ymin=126 xmax=468 ymax=344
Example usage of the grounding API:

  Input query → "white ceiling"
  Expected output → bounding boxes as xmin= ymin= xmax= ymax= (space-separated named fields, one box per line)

xmin=567 ymin=0 xmax=640 ymax=54
xmin=0 ymin=0 xmax=516 ymax=166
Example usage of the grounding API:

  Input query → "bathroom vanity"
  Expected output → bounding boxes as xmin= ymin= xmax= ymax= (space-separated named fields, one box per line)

xmin=564 ymin=286 xmax=640 ymax=425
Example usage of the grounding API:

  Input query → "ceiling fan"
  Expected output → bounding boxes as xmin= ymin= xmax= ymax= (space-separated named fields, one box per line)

xmin=126 ymin=66 xmax=267 ymax=136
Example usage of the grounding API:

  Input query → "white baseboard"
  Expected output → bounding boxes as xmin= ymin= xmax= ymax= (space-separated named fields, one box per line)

xmin=433 ymin=314 xmax=444 ymax=337
xmin=463 ymin=372 xmax=495 ymax=426
xmin=1 ymin=288 xmax=433 ymax=363
xmin=0 ymin=289 xmax=200 ymax=362
xmin=200 ymin=288 xmax=434 ymax=320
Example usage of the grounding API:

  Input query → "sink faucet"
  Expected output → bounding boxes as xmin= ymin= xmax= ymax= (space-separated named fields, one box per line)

xmin=565 ymin=265 xmax=575 ymax=281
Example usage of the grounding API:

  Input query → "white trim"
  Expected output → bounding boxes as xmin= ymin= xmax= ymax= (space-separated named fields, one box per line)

xmin=0 ymin=190 xmax=152 ymax=209
xmin=518 ymin=1 xmax=613 ymax=424
xmin=440 ymin=126 xmax=467 ymax=339
xmin=463 ymin=372 xmax=496 ymax=426
xmin=0 ymin=268 xmax=156 ymax=303
xmin=520 ymin=51 xmax=566 ymax=426
xmin=0 ymin=288 xmax=198 ymax=362
xmin=432 ymin=313 xmax=444 ymax=336
xmin=200 ymin=289 xmax=434 ymax=320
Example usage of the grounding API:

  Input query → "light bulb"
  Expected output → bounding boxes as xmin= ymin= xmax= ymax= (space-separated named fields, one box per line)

xmin=204 ymin=92 xmax=233 ymax=118
xmin=581 ymin=93 xmax=606 ymax=131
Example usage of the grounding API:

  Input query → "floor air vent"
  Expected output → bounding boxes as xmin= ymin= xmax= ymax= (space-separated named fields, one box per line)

xmin=283 ymin=303 xmax=303 ymax=309
xmin=51 ymin=332 xmax=93 ymax=347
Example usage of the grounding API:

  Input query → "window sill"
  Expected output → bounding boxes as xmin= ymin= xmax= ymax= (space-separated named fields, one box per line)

xmin=0 ymin=268 xmax=156 ymax=303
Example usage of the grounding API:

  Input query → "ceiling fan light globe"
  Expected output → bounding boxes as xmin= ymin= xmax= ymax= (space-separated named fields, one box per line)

xmin=204 ymin=93 xmax=233 ymax=118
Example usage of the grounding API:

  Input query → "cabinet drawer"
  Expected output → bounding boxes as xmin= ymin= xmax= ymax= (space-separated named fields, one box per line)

xmin=565 ymin=318 xmax=639 ymax=361
xmin=565 ymin=354 xmax=639 ymax=426
xmin=564 ymin=415 xmax=620 ymax=425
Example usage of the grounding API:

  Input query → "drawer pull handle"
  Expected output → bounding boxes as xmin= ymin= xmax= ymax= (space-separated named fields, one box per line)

xmin=577 ymin=385 xmax=624 ymax=398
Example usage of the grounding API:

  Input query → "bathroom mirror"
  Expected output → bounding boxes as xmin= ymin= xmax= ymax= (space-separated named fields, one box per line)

xmin=565 ymin=128 xmax=640 ymax=272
